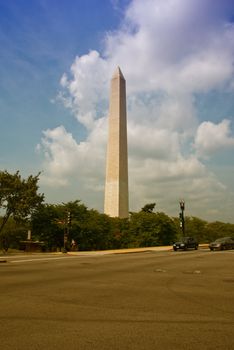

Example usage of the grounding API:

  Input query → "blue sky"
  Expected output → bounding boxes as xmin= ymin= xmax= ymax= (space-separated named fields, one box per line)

xmin=0 ymin=0 xmax=125 ymax=168
xmin=1 ymin=0 xmax=234 ymax=223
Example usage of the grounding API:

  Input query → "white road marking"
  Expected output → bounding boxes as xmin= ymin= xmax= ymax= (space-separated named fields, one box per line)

xmin=10 ymin=256 xmax=68 ymax=263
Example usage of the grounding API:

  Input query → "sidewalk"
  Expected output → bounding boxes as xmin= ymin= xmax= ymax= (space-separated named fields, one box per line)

xmin=67 ymin=244 xmax=209 ymax=256
xmin=67 ymin=246 xmax=173 ymax=256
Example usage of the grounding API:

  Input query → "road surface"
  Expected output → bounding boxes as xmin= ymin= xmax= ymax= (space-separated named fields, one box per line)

xmin=0 ymin=249 xmax=234 ymax=349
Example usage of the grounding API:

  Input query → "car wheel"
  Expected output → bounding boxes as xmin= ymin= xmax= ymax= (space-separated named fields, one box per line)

xmin=210 ymin=248 xmax=213 ymax=251
xmin=195 ymin=245 xmax=198 ymax=250
xmin=173 ymin=247 xmax=177 ymax=251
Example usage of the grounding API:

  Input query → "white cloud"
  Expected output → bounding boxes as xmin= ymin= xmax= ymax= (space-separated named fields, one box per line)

xmin=129 ymin=125 xmax=179 ymax=161
xmin=105 ymin=0 xmax=234 ymax=94
xmin=38 ymin=121 xmax=107 ymax=188
xmin=59 ymin=50 xmax=110 ymax=129
xmin=38 ymin=0 xmax=234 ymax=222
xmin=194 ymin=119 xmax=234 ymax=158
xmin=39 ymin=126 xmax=80 ymax=186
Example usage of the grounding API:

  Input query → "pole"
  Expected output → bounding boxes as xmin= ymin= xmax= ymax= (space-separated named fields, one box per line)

xmin=179 ymin=200 xmax=185 ymax=236
xmin=63 ymin=211 xmax=71 ymax=251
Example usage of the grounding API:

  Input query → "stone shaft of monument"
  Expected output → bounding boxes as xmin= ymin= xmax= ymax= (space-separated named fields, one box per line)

xmin=104 ymin=67 xmax=129 ymax=218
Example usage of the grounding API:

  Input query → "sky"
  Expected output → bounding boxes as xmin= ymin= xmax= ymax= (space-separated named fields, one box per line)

xmin=0 ymin=0 xmax=234 ymax=223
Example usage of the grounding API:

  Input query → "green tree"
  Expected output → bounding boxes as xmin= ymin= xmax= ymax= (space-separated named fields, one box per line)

xmin=204 ymin=221 xmax=234 ymax=242
xmin=154 ymin=212 xmax=177 ymax=245
xmin=31 ymin=204 xmax=64 ymax=251
xmin=62 ymin=200 xmax=89 ymax=250
xmin=184 ymin=216 xmax=207 ymax=242
xmin=31 ymin=200 xmax=90 ymax=251
xmin=129 ymin=211 xmax=177 ymax=247
xmin=71 ymin=209 xmax=113 ymax=251
xmin=109 ymin=217 xmax=130 ymax=248
xmin=141 ymin=203 xmax=156 ymax=213
xmin=0 ymin=216 xmax=27 ymax=250
xmin=0 ymin=170 xmax=44 ymax=250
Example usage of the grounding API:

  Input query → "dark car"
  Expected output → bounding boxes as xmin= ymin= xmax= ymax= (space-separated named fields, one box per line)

xmin=173 ymin=237 xmax=198 ymax=251
xmin=209 ymin=237 xmax=234 ymax=251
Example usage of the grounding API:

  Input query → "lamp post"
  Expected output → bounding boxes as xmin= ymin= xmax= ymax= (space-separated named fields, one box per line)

xmin=179 ymin=200 xmax=185 ymax=236
xmin=63 ymin=211 xmax=71 ymax=251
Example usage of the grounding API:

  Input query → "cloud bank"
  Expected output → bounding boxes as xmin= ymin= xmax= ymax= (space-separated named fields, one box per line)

xmin=38 ymin=0 xmax=234 ymax=222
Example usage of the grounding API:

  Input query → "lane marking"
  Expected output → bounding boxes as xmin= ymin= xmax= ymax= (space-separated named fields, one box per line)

xmin=10 ymin=256 xmax=69 ymax=263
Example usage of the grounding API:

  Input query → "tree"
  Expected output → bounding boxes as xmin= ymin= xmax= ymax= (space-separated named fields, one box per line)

xmin=204 ymin=221 xmax=234 ymax=242
xmin=109 ymin=217 xmax=130 ymax=248
xmin=31 ymin=204 xmax=64 ymax=251
xmin=129 ymin=211 xmax=177 ymax=247
xmin=141 ymin=203 xmax=156 ymax=213
xmin=0 ymin=216 xmax=27 ymax=250
xmin=184 ymin=216 xmax=207 ymax=242
xmin=153 ymin=212 xmax=177 ymax=245
xmin=31 ymin=200 xmax=90 ymax=251
xmin=0 ymin=170 xmax=44 ymax=240
xmin=73 ymin=210 xmax=113 ymax=251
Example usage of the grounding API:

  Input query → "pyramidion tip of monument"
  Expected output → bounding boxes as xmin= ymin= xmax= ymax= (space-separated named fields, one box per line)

xmin=112 ymin=66 xmax=125 ymax=79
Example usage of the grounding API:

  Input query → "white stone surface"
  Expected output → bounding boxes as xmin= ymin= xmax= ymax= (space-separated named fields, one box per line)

xmin=104 ymin=67 xmax=129 ymax=218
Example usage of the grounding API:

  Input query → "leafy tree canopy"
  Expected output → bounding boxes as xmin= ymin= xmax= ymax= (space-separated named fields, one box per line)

xmin=141 ymin=203 xmax=156 ymax=213
xmin=0 ymin=170 xmax=44 ymax=236
xmin=129 ymin=210 xmax=177 ymax=247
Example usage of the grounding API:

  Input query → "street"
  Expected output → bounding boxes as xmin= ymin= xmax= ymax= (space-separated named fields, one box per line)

xmin=0 ymin=249 xmax=234 ymax=349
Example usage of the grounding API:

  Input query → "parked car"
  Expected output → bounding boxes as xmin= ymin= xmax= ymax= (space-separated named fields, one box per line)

xmin=173 ymin=237 xmax=198 ymax=251
xmin=209 ymin=237 xmax=234 ymax=251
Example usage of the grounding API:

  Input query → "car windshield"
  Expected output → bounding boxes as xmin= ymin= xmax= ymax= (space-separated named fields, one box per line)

xmin=214 ymin=237 xmax=231 ymax=243
xmin=181 ymin=237 xmax=191 ymax=243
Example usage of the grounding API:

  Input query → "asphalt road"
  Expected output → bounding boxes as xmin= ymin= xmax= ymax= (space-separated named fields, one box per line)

xmin=0 ymin=249 xmax=234 ymax=350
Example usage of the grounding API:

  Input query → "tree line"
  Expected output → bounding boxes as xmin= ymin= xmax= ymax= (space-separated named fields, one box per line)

xmin=1 ymin=170 xmax=234 ymax=252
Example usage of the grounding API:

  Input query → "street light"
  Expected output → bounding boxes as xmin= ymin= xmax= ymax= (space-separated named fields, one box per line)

xmin=179 ymin=199 xmax=185 ymax=236
xmin=63 ymin=211 xmax=72 ymax=251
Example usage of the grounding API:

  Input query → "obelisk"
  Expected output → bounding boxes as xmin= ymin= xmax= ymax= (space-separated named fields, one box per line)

xmin=104 ymin=67 xmax=129 ymax=218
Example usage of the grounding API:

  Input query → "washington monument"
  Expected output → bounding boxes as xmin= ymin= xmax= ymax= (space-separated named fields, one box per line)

xmin=104 ymin=67 xmax=129 ymax=218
